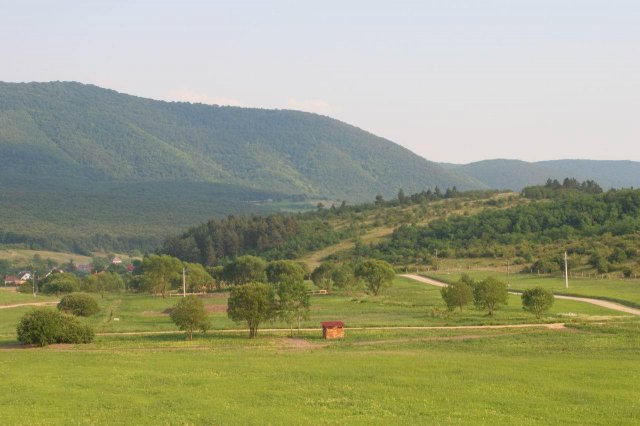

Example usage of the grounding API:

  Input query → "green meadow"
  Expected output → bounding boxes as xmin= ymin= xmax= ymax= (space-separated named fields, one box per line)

xmin=1 ymin=323 xmax=639 ymax=425
xmin=1 ymin=277 xmax=639 ymax=424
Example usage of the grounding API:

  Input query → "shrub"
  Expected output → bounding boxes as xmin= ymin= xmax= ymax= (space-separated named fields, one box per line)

xmin=16 ymin=309 xmax=94 ymax=346
xmin=521 ymin=287 xmax=555 ymax=318
xmin=57 ymin=293 xmax=100 ymax=316
xmin=170 ymin=296 xmax=210 ymax=340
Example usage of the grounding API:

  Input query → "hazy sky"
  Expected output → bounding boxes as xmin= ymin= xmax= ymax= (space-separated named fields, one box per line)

xmin=1 ymin=0 xmax=638 ymax=163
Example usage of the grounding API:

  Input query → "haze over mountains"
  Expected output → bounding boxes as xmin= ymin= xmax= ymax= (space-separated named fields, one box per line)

xmin=1 ymin=81 xmax=639 ymax=252
xmin=444 ymin=159 xmax=640 ymax=191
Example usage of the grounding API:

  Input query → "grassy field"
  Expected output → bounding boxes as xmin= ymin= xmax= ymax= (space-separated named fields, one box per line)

xmin=0 ymin=321 xmax=639 ymax=424
xmin=1 ymin=276 xmax=638 ymax=424
xmin=425 ymin=271 xmax=640 ymax=307
xmin=0 ymin=277 xmax=625 ymax=338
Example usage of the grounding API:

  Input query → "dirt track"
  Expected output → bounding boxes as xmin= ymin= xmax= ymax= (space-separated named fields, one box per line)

xmin=0 ymin=301 xmax=58 ymax=310
xmin=401 ymin=274 xmax=640 ymax=316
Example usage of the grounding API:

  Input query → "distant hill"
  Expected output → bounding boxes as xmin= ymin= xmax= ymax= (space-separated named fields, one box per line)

xmin=444 ymin=159 xmax=640 ymax=191
xmin=0 ymin=81 xmax=480 ymax=253
xmin=0 ymin=81 xmax=479 ymax=200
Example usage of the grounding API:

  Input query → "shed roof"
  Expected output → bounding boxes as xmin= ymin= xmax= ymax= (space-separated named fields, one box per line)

xmin=321 ymin=321 xmax=344 ymax=328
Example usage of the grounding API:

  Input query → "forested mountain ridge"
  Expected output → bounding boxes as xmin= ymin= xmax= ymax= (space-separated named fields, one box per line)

xmin=0 ymin=81 xmax=480 ymax=199
xmin=444 ymin=159 xmax=640 ymax=191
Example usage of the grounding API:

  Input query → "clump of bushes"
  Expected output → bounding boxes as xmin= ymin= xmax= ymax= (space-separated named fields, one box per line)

xmin=16 ymin=309 xmax=94 ymax=346
xmin=521 ymin=287 xmax=554 ymax=318
xmin=57 ymin=293 xmax=100 ymax=316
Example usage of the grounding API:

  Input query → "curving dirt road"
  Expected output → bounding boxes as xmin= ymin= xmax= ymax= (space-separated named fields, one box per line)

xmin=400 ymin=274 xmax=640 ymax=316
xmin=0 ymin=301 xmax=58 ymax=310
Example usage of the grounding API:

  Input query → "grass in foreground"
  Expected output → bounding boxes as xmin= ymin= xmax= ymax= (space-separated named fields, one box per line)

xmin=0 ymin=322 xmax=639 ymax=425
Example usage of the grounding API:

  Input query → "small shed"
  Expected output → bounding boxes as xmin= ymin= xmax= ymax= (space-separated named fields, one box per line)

xmin=321 ymin=321 xmax=345 ymax=339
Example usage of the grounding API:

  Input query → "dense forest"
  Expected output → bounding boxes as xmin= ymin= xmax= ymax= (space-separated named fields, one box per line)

xmin=161 ymin=186 xmax=483 ymax=265
xmin=162 ymin=214 xmax=348 ymax=265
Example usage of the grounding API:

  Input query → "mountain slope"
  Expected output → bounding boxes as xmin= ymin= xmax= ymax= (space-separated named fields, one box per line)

xmin=0 ymin=81 xmax=482 ymax=253
xmin=446 ymin=159 xmax=640 ymax=191
xmin=0 ymin=81 xmax=479 ymax=200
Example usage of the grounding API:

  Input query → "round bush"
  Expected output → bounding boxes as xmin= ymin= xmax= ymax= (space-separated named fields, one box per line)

xmin=58 ymin=293 xmax=100 ymax=316
xmin=16 ymin=309 xmax=95 ymax=346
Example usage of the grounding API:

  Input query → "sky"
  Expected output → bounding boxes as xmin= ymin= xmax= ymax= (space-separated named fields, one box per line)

xmin=1 ymin=0 xmax=638 ymax=163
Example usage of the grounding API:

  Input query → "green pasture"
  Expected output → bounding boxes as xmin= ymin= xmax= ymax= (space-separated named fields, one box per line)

xmin=0 ymin=289 xmax=56 ymax=305
xmin=0 ymin=277 xmax=626 ymax=338
xmin=425 ymin=271 xmax=640 ymax=307
xmin=1 ymin=322 xmax=639 ymax=425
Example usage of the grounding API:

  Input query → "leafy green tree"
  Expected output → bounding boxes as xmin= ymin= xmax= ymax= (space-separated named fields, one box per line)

xmin=57 ymin=293 xmax=100 ymax=316
xmin=331 ymin=264 xmax=361 ymax=293
xmin=0 ymin=259 xmax=11 ymax=278
xmin=310 ymin=263 xmax=335 ymax=292
xmin=276 ymin=280 xmax=310 ymax=336
xmin=227 ymin=283 xmax=277 ymax=338
xmin=223 ymin=255 xmax=267 ymax=285
xmin=355 ymin=260 xmax=395 ymax=296
xmin=142 ymin=254 xmax=183 ymax=297
xmin=266 ymin=260 xmax=305 ymax=285
xmin=40 ymin=273 xmax=81 ymax=295
xmin=441 ymin=280 xmax=473 ymax=311
xmin=170 ymin=296 xmax=210 ymax=340
xmin=183 ymin=262 xmax=216 ymax=293
xmin=95 ymin=272 xmax=124 ymax=297
xmin=521 ymin=287 xmax=554 ymax=318
xmin=473 ymin=277 xmax=508 ymax=315
xmin=91 ymin=256 xmax=110 ymax=272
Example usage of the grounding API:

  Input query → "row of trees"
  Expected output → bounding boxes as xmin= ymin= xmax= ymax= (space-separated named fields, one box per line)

xmin=440 ymin=274 xmax=554 ymax=318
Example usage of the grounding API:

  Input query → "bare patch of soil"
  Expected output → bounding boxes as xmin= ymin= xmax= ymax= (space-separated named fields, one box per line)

xmin=278 ymin=337 xmax=328 ymax=350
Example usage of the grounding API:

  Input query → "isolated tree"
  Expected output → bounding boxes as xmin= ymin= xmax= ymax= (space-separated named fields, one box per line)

xmin=227 ymin=283 xmax=277 ymax=338
xmin=473 ymin=277 xmax=508 ymax=315
xmin=170 ymin=296 xmax=210 ymax=340
xmin=183 ymin=262 xmax=215 ymax=293
xmin=223 ymin=255 xmax=267 ymax=285
xmin=441 ymin=280 xmax=473 ymax=311
xmin=266 ymin=260 xmax=305 ymax=286
xmin=397 ymin=188 xmax=406 ymax=204
xmin=521 ymin=287 xmax=554 ymax=318
xmin=311 ymin=263 xmax=335 ymax=292
xmin=277 ymin=280 xmax=310 ymax=336
xmin=142 ymin=254 xmax=183 ymax=297
xmin=355 ymin=259 xmax=395 ymax=296
xmin=58 ymin=293 xmax=100 ymax=316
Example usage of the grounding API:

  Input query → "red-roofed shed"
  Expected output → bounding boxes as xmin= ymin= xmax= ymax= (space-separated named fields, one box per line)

xmin=321 ymin=321 xmax=345 ymax=339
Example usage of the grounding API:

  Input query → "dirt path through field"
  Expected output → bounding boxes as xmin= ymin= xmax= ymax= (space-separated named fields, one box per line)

xmin=0 ymin=301 xmax=58 ymax=309
xmin=401 ymin=274 xmax=640 ymax=316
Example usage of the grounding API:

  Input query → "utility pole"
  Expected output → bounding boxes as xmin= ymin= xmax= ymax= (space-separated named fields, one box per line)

xmin=435 ymin=249 xmax=438 ymax=271
xmin=182 ymin=267 xmax=186 ymax=297
xmin=564 ymin=251 xmax=569 ymax=289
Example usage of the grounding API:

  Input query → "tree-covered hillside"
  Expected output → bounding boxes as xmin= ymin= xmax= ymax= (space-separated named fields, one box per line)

xmin=0 ymin=81 xmax=479 ymax=199
xmin=0 ymin=81 xmax=483 ymax=253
